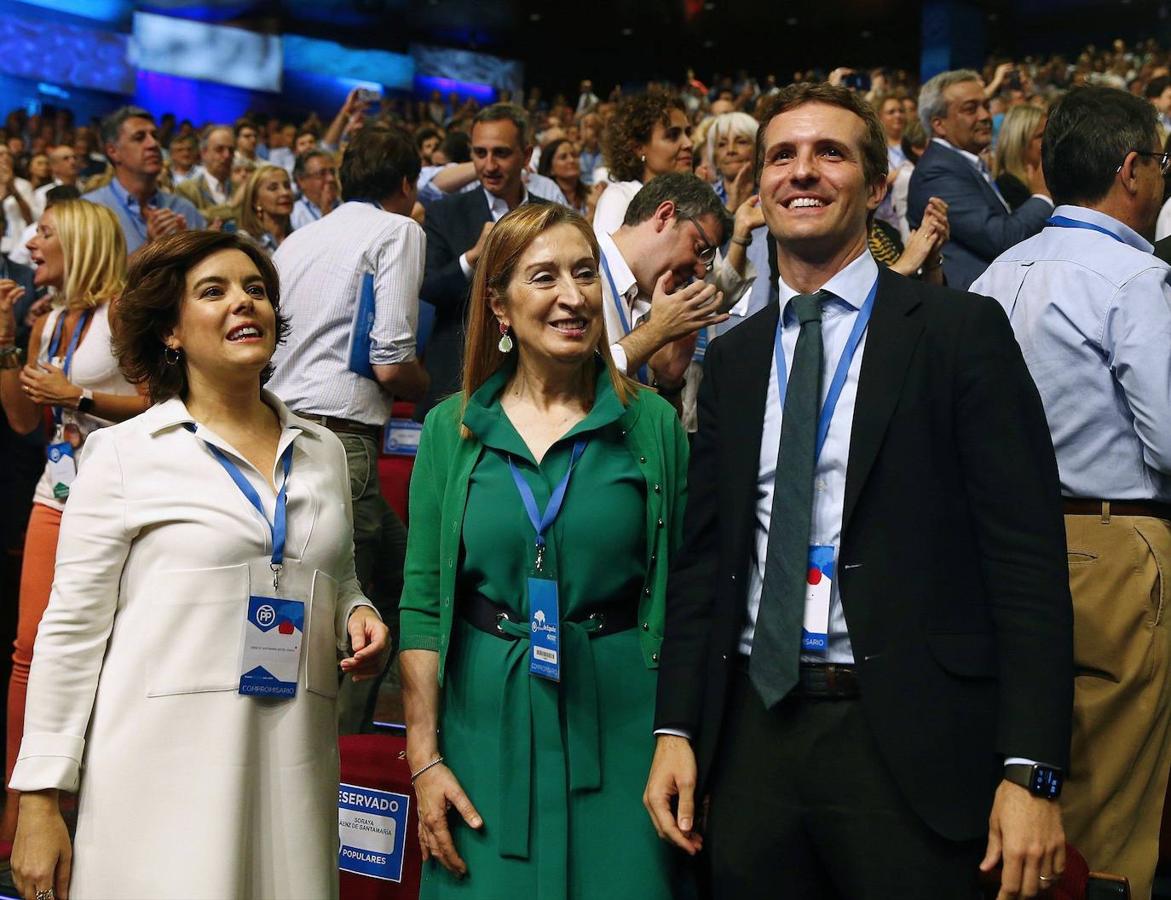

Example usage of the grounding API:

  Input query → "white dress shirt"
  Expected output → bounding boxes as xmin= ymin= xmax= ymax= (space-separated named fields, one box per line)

xmin=2 ymin=177 xmax=34 ymax=254
xmin=457 ymin=187 xmax=531 ymax=279
xmin=267 ymin=201 xmax=425 ymax=426
xmin=597 ymin=229 xmax=652 ymax=379
xmin=741 ymin=249 xmax=879 ymax=661
xmin=592 ymin=179 xmax=642 ymax=245
xmin=32 ymin=178 xmax=67 ymax=220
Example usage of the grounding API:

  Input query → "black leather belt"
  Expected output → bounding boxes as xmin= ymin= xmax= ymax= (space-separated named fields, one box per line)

xmin=738 ymin=655 xmax=861 ymax=699
xmin=1063 ymin=498 xmax=1171 ymax=520
xmin=460 ymin=591 xmax=639 ymax=640
xmin=294 ymin=412 xmax=382 ymax=441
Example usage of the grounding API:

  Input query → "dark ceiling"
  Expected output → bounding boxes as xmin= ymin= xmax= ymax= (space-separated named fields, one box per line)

xmin=146 ymin=0 xmax=1171 ymax=97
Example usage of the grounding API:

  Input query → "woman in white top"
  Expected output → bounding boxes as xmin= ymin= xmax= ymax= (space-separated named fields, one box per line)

xmin=10 ymin=230 xmax=389 ymax=900
xmin=0 ymin=199 xmax=148 ymax=857
xmin=593 ymin=94 xmax=694 ymax=241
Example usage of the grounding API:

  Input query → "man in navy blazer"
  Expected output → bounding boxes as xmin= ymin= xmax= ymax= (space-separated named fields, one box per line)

xmin=416 ymin=104 xmax=548 ymax=419
xmin=908 ymin=70 xmax=1052 ymax=289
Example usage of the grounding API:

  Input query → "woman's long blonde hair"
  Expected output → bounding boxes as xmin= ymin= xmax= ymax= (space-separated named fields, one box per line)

xmin=995 ymin=104 xmax=1046 ymax=186
xmin=51 ymin=200 xmax=127 ymax=310
xmin=237 ymin=164 xmax=290 ymax=240
xmin=460 ymin=204 xmax=636 ymax=435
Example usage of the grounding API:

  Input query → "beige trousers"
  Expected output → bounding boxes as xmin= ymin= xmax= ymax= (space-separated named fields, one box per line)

xmin=1061 ymin=511 xmax=1171 ymax=900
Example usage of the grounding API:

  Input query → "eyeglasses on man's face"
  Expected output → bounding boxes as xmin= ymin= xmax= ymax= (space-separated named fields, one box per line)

xmin=1117 ymin=150 xmax=1171 ymax=175
xmin=682 ymin=216 xmax=718 ymax=271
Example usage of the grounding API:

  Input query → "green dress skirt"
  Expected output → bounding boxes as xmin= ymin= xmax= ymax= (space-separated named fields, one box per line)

xmin=421 ymin=382 xmax=684 ymax=900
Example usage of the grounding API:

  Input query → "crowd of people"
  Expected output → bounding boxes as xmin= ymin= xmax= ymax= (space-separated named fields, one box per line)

xmin=0 ymin=31 xmax=1170 ymax=900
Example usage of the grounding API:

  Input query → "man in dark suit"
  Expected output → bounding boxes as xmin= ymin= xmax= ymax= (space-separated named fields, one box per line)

xmin=417 ymin=104 xmax=547 ymax=418
xmin=644 ymin=83 xmax=1073 ymax=900
xmin=907 ymin=69 xmax=1052 ymax=289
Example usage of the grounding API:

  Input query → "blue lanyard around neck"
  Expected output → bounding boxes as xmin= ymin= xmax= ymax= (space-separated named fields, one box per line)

xmin=508 ymin=439 xmax=587 ymax=571
xmin=189 ymin=425 xmax=294 ymax=568
xmin=1045 ymin=215 xmax=1126 ymax=244
xmin=46 ymin=308 xmax=93 ymax=425
xmin=600 ymin=253 xmax=649 ymax=385
xmin=774 ymin=277 xmax=878 ymax=462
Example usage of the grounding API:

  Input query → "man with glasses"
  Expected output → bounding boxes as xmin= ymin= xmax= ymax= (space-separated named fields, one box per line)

xmin=908 ymin=69 xmax=1052 ymax=289
xmin=599 ymin=172 xmax=732 ymax=406
xmin=972 ymin=86 xmax=1171 ymax=900
xmin=292 ymin=149 xmax=340 ymax=229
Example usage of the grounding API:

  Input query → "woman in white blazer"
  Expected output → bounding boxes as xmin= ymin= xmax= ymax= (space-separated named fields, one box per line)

xmin=9 ymin=230 xmax=389 ymax=900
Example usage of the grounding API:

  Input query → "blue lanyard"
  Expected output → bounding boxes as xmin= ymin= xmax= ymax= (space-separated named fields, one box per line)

xmin=600 ymin=253 xmax=649 ymax=384
xmin=1045 ymin=215 xmax=1126 ymax=244
xmin=507 ymin=439 xmax=587 ymax=572
xmin=46 ymin=308 xmax=93 ymax=426
xmin=299 ymin=198 xmax=322 ymax=221
xmin=190 ymin=426 xmax=294 ymax=569
xmin=774 ymin=278 xmax=878 ymax=462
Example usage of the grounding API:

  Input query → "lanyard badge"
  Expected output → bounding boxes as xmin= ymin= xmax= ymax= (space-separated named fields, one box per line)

xmin=189 ymin=426 xmax=303 ymax=697
xmin=43 ymin=309 xmax=94 ymax=501
xmin=774 ymin=277 xmax=878 ymax=656
xmin=508 ymin=440 xmax=587 ymax=682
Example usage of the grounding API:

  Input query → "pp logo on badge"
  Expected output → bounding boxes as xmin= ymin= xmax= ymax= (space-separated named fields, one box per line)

xmin=257 ymin=604 xmax=276 ymax=627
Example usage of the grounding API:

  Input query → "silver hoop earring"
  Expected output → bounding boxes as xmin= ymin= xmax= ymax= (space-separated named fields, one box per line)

xmin=164 ymin=346 xmax=182 ymax=366
xmin=497 ymin=322 xmax=514 ymax=354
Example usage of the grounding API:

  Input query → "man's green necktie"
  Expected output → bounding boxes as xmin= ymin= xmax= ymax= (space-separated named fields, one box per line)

xmin=750 ymin=291 xmax=825 ymax=709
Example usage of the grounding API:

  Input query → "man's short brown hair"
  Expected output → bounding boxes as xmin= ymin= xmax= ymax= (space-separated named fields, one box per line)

xmin=754 ymin=83 xmax=889 ymax=190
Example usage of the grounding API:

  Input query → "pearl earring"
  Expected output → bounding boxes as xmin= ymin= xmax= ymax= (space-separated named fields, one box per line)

xmin=497 ymin=322 xmax=514 ymax=353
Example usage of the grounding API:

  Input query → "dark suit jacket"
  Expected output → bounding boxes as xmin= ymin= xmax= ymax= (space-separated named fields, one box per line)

xmin=416 ymin=188 xmax=548 ymax=419
xmin=907 ymin=141 xmax=1050 ymax=290
xmin=1153 ymin=234 xmax=1171 ymax=265
xmin=1 ymin=254 xmax=37 ymax=346
xmin=654 ymin=267 xmax=1074 ymax=842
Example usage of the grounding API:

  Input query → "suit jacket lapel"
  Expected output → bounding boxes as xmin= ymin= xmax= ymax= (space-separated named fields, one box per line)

xmin=842 ymin=270 xmax=923 ymax=533
xmin=723 ymin=305 xmax=777 ymax=558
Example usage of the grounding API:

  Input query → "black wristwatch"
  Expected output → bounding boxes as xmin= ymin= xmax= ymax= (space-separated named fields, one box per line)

xmin=77 ymin=387 xmax=95 ymax=414
xmin=1004 ymin=763 xmax=1064 ymax=800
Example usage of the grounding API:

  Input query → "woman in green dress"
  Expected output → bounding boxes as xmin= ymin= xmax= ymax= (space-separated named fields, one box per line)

xmin=399 ymin=203 xmax=691 ymax=899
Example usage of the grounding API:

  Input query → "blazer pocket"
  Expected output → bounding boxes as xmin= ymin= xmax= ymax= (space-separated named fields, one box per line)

xmin=927 ymin=631 xmax=999 ymax=679
xmin=305 ymin=569 xmax=340 ymax=698
xmin=145 ymin=563 xmax=248 ymax=697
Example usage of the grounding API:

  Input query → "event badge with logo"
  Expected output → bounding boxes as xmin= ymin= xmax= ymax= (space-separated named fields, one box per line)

xmin=46 ymin=438 xmax=77 ymax=501
xmin=802 ymin=545 xmax=835 ymax=654
xmin=239 ymin=595 xmax=304 ymax=697
xmin=528 ymin=577 xmax=561 ymax=681
xmin=507 ymin=440 xmax=586 ymax=684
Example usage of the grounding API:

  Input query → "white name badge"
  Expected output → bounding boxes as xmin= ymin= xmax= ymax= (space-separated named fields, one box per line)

xmin=240 ymin=595 xmax=304 ymax=697
xmin=45 ymin=441 xmax=77 ymax=501
xmin=802 ymin=545 xmax=835 ymax=654
xmin=238 ymin=557 xmax=313 ymax=698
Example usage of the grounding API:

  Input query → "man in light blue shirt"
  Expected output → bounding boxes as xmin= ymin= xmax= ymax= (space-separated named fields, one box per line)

xmin=972 ymin=85 xmax=1171 ymax=900
xmin=84 ymin=106 xmax=204 ymax=255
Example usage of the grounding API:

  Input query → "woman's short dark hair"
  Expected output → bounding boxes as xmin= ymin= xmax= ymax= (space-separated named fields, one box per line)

xmin=538 ymin=137 xmax=587 ymax=210
xmin=1043 ymin=85 xmax=1158 ymax=207
xmin=603 ymin=94 xmax=687 ymax=183
xmin=114 ymin=231 xmax=289 ymax=402
xmin=339 ymin=124 xmax=422 ymax=202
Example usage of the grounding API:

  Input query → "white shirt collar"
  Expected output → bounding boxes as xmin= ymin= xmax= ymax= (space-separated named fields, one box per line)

xmin=932 ymin=137 xmax=988 ymax=173
xmin=1049 ymin=204 xmax=1153 ymax=253
xmin=778 ymin=249 xmax=879 ymax=320
xmin=481 ymin=185 xmax=529 ymax=222
xmin=596 ymin=229 xmax=640 ymax=303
